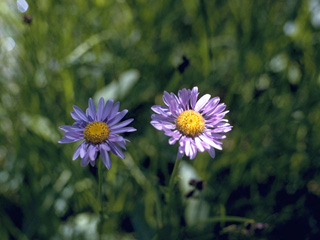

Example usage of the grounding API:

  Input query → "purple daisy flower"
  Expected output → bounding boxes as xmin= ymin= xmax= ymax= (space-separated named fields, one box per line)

xmin=151 ymin=87 xmax=232 ymax=160
xmin=59 ymin=98 xmax=136 ymax=169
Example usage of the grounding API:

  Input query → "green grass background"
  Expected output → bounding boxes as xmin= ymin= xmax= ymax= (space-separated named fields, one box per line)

xmin=1 ymin=0 xmax=320 ymax=239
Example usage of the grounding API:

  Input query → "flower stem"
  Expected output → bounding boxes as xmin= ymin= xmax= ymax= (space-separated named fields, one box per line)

xmin=166 ymin=157 xmax=182 ymax=225
xmin=168 ymin=157 xmax=182 ymax=195
xmin=98 ymin=160 xmax=103 ymax=240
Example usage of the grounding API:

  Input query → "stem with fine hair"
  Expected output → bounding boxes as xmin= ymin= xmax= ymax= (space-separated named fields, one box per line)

xmin=166 ymin=157 xmax=182 ymax=225
xmin=98 ymin=159 xmax=104 ymax=240
xmin=168 ymin=157 xmax=182 ymax=196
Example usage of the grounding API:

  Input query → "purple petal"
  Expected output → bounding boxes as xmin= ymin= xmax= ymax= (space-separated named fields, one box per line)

xmin=97 ymin=98 xmax=105 ymax=121
xmin=109 ymin=142 xmax=125 ymax=159
xmin=58 ymin=136 xmax=80 ymax=144
xmin=81 ymin=154 xmax=90 ymax=167
xmin=102 ymin=99 xmax=114 ymax=121
xmin=70 ymin=111 xmax=81 ymax=121
xmin=88 ymin=144 xmax=98 ymax=161
xmin=190 ymin=87 xmax=199 ymax=109
xmin=87 ymin=98 xmax=96 ymax=120
xmin=163 ymin=91 xmax=171 ymax=106
xmin=202 ymin=97 xmax=220 ymax=115
xmin=73 ymin=105 xmax=88 ymax=122
xmin=178 ymin=88 xmax=190 ymax=110
xmin=100 ymin=144 xmax=112 ymax=169
xmin=209 ymin=147 xmax=215 ymax=158
xmin=109 ymin=101 xmax=120 ymax=120
xmin=110 ymin=119 xmax=134 ymax=130
xmin=185 ymin=138 xmax=191 ymax=157
xmin=176 ymin=146 xmax=184 ymax=160
xmin=194 ymin=94 xmax=211 ymax=112
xmin=199 ymin=134 xmax=223 ymax=150
xmin=72 ymin=142 xmax=84 ymax=160
xmin=59 ymin=125 xmax=84 ymax=132
xmin=168 ymin=99 xmax=180 ymax=117
xmin=80 ymin=142 xmax=88 ymax=158
xmin=111 ymin=127 xmax=136 ymax=134
xmin=189 ymin=140 xmax=197 ymax=160
xmin=151 ymin=105 xmax=169 ymax=115
xmin=108 ymin=110 xmax=128 ymax=126
xmin=206 ymin=104 xmax=226 ymax=116
xmin=194 ymin=137 xmax=205 ymax=152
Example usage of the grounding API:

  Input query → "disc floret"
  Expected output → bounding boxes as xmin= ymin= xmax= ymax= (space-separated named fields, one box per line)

xmin=176 ymin=110 xmax=205 ymax=137
xmin=84 ymin=121 xmax=110 ymax=144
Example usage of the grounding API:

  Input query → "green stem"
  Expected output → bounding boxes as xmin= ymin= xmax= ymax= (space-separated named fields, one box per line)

xmin=168 ymin=157 xmax=182 ymax=197
xmin=98 ymin=160 xmax=103 ymax=240
xmin=200 ymin=0 xmax=213 ymax=60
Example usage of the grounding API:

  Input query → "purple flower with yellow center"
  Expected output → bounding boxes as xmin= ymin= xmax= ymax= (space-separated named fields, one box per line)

xmin=151 ymin=87 xmax=232 ymax=160
xmin=59 ymin=98 xmax=136 ymax=169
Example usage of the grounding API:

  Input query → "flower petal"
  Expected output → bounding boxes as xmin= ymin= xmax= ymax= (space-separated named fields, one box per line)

xmin=100 ymin=144 xmax=112 ymax=169
xmin=110 ymin=119 xmax=134 ymax=130
xmin=102 ymin=99 xmax=114 ymax=121
xmin=178 ymin=88 xmax=190 ymax=110
xmin=109 ymin=141 xmax=125 ymax=159
xmin=111 ymin=127 xmax=136 ymax=134
xmin=81 ymin=154 xmax=90 ymax=167
xmin=109 ymin=101 xmax=120 ymax=119
xmin=88 ymin=144 xmax=98 ymax=161
xmin=73 ymin=105 xmax=88 ymax=122
xmin=194 ymin=94 xmax=211 ymax=112
xmin=72 ymin=142 xmax=84 ymax=160
xmin=190 ymin=86 xmax=199 ymax=109
xmin=108 ymin=110 xmax=128 ymax=126
xmin=97 ymin=98 xmax=105 ymax=121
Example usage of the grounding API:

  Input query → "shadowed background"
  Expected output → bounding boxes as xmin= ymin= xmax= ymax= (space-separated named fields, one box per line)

xmin=1 ymin=0 xmax=320 ymax=239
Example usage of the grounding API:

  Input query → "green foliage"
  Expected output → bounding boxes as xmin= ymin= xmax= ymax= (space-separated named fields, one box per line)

xmin=1 ymin=0 xmax=320 ymax=239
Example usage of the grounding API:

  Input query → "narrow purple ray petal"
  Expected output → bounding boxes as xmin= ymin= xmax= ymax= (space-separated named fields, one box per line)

xmin=110 ymin=119 xmax=134 ymax=130
xmin=100 ymin=144 xmax=112 ymax=169
xmin=58 ymin=137 xmax=80 ymax=144
xmin=72 ymin=142 xmax=84 ymax=160
xmin=73 ymin=105 xmax=88 ymax=122
xmin=189 ymin=141 xmax=197 ymax=160
xmin=81 ymin=154 xmax=90 ymax=167
xmin=117 ymin=140 xmax=127 ymax=150
xmin=102 ymin=99 xmax=114 ymax=121
xmin=209 ymin=147 xmax=215 ymax=158
xmin=109 ymin=101 xmax=120 ymax=120
xmin=59 ymin=125 xmax=84 ymax=132
xmin=176 ymin=146 xmax=184 ymax=160
xmin=108 ymin=134 xmax=125 ymax=143
xmin=195 ymin=94 xmax=211 ymax=112
xmin=202 ymin=97 xmax=220 ymax=115
xmin=163 ymin=91 xmax=171 ymax=106
xmin=88 ymin=144 xmax=98 ymax=161
xmin=80 ymin=142 xmax=88 ymax=158
xmin=178 ymin=88 xmax=190 ymax=110
xmin=151 ymin=105 xmax=169 ymax=114
xmin=109 ymin=141 xmax=125 ymax=159
xmin=97 ymin=98 xmax=105 ymax=121
xmin=111 ymin=127 xmax=136 ymax=134
xmin=88 ymin=98 xmax=96 ymax=120
xmin=195 ymin=137 xmax=205 ymax=152
xmin=108 ymin=110 xmax=128 ymax=126
xmin=190 ymin=86 xmax=199 ymax=109
xmin=70 ymin=111 xmax=81 ymax=121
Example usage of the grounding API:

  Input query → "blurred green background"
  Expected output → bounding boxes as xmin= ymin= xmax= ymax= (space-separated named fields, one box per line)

xmin=1 ymin=0 xmax=320 ymax=239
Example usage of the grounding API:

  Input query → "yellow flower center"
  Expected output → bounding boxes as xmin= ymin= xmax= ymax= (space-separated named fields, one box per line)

xmin=84 ymin=122 xmax=110 ymax=144
xmin=176 ymin=110 xmax=205 ymax=137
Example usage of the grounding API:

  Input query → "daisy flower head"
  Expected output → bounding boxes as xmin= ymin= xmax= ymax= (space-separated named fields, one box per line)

xmin=151 ymin=87 xmax=232 ymax=160
xmin=59 ymin=98 xmax=136 ymax=169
